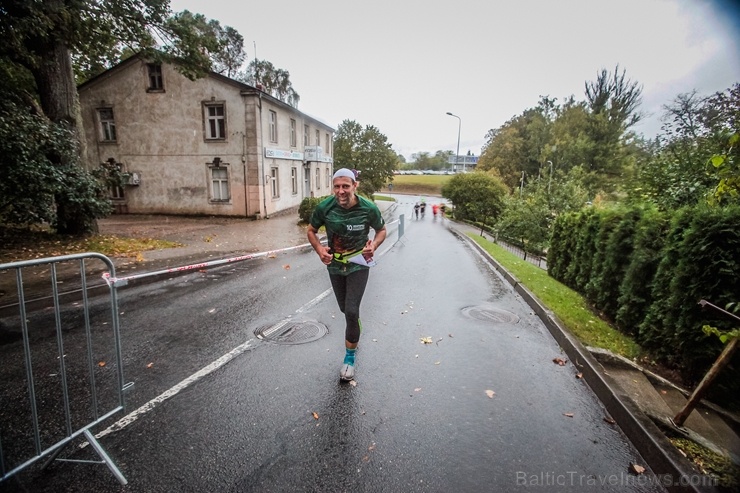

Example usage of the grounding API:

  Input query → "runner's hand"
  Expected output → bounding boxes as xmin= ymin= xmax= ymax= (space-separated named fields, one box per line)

xmin=317 ymin=246 xmax=332 ymax=265
xmin=362 ymin=240 xmax=375 ymax=258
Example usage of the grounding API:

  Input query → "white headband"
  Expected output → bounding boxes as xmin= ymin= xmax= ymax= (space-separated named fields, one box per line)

xmin=332 ymin=168 xmax=356 ymax=181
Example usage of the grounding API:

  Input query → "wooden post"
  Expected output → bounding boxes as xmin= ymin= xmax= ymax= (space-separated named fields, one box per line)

xmin=673 ymin=338 xmax=738 ymax=427
xmin=673 ymin=299 xmax=740 ymax=427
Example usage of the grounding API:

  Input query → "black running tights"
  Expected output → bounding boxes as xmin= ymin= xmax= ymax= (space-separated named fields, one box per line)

xmin=329 ymin=269 xmax=369 ymax=344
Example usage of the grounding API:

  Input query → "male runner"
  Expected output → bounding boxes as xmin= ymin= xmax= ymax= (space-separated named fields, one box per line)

xmin=307 ymin=168 xmax=387 ymax=381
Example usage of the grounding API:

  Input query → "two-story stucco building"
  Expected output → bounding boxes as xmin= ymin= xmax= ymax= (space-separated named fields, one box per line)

xmin=78 ymin=55 xmax=334 ymax=218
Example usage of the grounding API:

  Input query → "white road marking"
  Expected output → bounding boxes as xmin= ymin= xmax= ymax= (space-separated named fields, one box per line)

xmin=85 ymin=338 xmax=257 ymax=446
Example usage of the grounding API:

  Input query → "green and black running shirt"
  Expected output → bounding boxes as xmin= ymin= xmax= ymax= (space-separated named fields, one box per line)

xmin=310 ymin=195 xmax=385 ymax=275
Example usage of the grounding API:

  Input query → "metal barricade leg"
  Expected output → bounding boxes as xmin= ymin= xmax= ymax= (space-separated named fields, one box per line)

xmin=83 ymin=430 xmax=127 ymax=485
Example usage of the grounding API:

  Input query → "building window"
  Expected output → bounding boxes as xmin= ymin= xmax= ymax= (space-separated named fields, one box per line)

xmin=210 ymin=165 xmax=230 ymax=201
xmin=315 ymin=129 xmax=320 ymax=146
xmin=204 ymin=103 xmax=226 ymax=140
xmin=315 ymin=167 xmax=320 ymax=189
xmin=291 ymin=167 xmax=298 ymax=195
xmin=290 ymin=119 xmax=297 ymax=147
xmin=304 ymin=124 xmax=309 ymax=146
xmin=269 ymin=110 xmax=278 ymax=143
xmin=326 ymin=167 xmax=331 ymax=189
xmin=97 ymin=108 xmax=117 ymax=142
xmin=110 ymin=184 xmax=124 ymax=200
xmin=325 ymin=133 xmax=330 ymax=156
xmin=270 ymin=167 xmax=279 ymax=198
xmin=147 ymin=63 xmax=164 ymax=91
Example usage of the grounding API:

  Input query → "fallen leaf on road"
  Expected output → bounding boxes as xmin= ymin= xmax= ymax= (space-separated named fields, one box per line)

xmin=420 ymin=337 xmax=433 ymax=344
xmin=208 ymin=308 xmax=216 ymax=313
xmin=563 ymin=413 xmax=574 ymax=418
xmin=435 ymin=361 xmax=441 ymax=365
xmin=283 ymin=264 xmax=290 ymax=270
xmin=349 ymin=380 xmax=357 ymax=387
xmin=660 ymin=390 xmax=667 ymax=395
xmin=485 ymin=390 xmax=495 ymax=398
xmin=362 ymin=455 xmax=370 ymax=462
xmin=98 ymin=361 xmax=106 ymax=367
xmin=629 ymin=463 xmax=645 ymax=475
xmin=372 ymin=338 xmax=378 ymax=342
xmin=575 ymin=373 xmax=583 ymax=379
xmin=268 ymin=254 xmax=277 ymax=258
xmin=312 ymin=412 xmax=319 ymax=420
xmin=414 ymin=388 xmax=422 ymax=392
xmin=198 ymin=269 xmax=207 ymax=273
xmin=146 ymin=362 xmax=154 ymax=368
xmin=368 ymin=444 xmax=375 ymax=451
xmin=553 ymin=357 xmax=567 ymax=366
xmin=603 ymin=416 xmax=616 ymax=425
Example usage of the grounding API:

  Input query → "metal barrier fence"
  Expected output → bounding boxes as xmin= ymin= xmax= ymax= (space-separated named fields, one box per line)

xmin=0 ymin=253 xmax=127 ymax=485
xmin=496 ymin=239 xmax=548 ymax=270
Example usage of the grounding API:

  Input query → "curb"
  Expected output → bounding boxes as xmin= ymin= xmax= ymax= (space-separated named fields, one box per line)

xmin=454 ymin=226 xmax=718 ymax=493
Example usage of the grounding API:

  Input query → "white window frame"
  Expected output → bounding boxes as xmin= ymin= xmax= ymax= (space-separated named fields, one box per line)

xmin=290 ymin=119 xmax=297 ymax=147
xmin=315 ymin=129 xmax=320 ymax=146
xmin=291 ymin=167 xmax=298 ymax=195
xmin=304 ymin=124 xmax=309 ymax=147
xmin=270 ymin=166 xmax=279 ymax=198
xmin=97 ymin=108 xmax=116 ymax=142
xmin=110 ymin=184 xmax=124 ymax=200
xmin=269 ymin=110 xmax=278 ymax=143
xmin=208 ymin=163 xmax=230 ymax=202
xmin=325 ymin=133 xmax=330 ymax=156
xmin=204 ymin=103 xmax=226 ymax=140
xmin=325 ymin=167 xmax=331 ymax=189
xmin=315 ymin=167 xmax=320 ymax=190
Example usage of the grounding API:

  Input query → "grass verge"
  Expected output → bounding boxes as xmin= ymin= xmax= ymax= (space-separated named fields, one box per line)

xmin=467 ymin=232 xmax=642 ymax=359
xmin=373 ymin=194 xmax=395 ymax=202
xmin=387 ymin=174 xmax=451 ymax=196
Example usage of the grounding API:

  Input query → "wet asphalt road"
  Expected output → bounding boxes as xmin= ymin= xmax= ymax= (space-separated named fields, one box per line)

xmin=1 ymin=198 xmax=665 ymax=492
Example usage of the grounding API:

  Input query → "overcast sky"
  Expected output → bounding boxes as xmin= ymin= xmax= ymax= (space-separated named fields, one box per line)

xmin=169 ymin=0 xmax=740 ymax=161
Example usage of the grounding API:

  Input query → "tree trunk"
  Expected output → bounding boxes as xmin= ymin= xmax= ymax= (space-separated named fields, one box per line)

xmin=32 ymin=39 xmax=94 ymax=235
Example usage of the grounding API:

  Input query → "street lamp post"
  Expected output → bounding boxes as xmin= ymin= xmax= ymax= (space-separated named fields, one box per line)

xmin=446 ymin=112 xmax=461 ymax=172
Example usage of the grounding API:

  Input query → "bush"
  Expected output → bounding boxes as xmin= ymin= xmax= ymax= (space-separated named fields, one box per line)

xmin=298 ymin=196 xmax=328 ymax=223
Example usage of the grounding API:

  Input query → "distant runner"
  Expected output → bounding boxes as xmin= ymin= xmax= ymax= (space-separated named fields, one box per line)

xmin=307 ymin=168 xmax=387 ymax=381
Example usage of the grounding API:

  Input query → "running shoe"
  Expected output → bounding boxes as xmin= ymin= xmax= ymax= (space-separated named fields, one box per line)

xmin=340 ymin=363 xmax=355 ymax=381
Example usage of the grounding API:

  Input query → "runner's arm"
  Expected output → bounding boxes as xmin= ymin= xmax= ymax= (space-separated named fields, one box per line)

xmin=307 ymin=224 xmax=332 ymax=265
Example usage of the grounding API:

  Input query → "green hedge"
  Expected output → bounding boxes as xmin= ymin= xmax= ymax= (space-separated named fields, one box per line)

xmin=615 ymin=207 xmax=668 ymax=336
xmin=549 ymin=204 xmax=740 ymax=405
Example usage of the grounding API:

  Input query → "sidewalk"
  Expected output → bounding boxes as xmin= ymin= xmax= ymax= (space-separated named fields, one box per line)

xmin=451 ymin=221 xmax=739 ymax=492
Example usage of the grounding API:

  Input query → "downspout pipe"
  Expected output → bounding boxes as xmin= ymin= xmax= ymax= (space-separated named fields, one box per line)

xmin=257 ymin=92 xmax=268 ymax=218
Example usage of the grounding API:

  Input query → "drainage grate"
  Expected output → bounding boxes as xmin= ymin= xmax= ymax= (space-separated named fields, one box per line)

xmin=254 ymin=320 xmax=328 ymax=345
xmin=461 ymin=306 xmax=520 ymax=324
